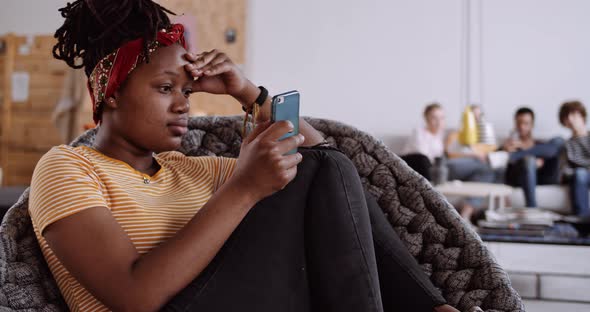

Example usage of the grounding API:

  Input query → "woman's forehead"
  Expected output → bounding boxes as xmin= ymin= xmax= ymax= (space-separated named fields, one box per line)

xmin=139 ymin=44 xmax=190 ymax=74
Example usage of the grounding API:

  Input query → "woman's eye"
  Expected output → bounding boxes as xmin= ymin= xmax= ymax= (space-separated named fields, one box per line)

xmin=159 ymin=85 xmax=172 ymax=93
xmin=183 ymin=89 xmax=193 ymax=98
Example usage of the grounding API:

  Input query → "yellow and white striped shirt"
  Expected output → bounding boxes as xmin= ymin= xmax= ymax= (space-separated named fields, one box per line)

xmin=29 ymin=145 xmax=237 ymax=311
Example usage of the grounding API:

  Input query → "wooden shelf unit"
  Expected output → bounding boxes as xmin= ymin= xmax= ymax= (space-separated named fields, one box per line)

xmin=0 ymin=1 xmax=247 ymax=186
xmin=0 ymin=35 xmax=68 ymax=186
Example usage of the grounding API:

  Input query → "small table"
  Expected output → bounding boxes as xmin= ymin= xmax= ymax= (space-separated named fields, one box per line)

xmin=480 ymin=223 xmax=590 ymax=245
xmin=435 ymin=181 xmax=513 ymax=210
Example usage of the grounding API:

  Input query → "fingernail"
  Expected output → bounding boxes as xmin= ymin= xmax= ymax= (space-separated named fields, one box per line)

xmin=205 ymin=70 xmax=211 ymax=74
xmin=299 ymin=134 xmax=305 ymax=142
xmin=287 ymin=121 xmax=294 ymax=128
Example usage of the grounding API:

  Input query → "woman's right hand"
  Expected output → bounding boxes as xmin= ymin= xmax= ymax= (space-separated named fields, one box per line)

xmin=230 ymin=120 xmax=305 ymax=202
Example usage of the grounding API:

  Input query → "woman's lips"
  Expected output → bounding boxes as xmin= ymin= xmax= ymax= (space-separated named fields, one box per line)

xmin=167 ymin=121 xmax=188 ymax=136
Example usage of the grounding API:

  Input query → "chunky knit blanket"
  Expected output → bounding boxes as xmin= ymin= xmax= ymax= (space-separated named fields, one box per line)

xmin=0 ymin=116 xmax=523 ymax=311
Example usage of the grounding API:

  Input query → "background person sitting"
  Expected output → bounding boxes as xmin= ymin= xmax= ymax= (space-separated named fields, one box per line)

xmin=560 ymin=101 xmax=590 ymax=217
xmin=502 ymin=107 xmax=564 ymax=208
xmin=400 ymin=103 xmax=445 ymax=180
xmin=402 ymin=103 xmax=494 ymax=222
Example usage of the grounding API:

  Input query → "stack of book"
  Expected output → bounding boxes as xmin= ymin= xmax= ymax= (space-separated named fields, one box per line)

xmin=477 ymin=208 xmax=560 ymax=237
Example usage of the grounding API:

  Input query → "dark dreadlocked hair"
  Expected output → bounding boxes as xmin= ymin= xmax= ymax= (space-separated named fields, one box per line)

xmin=53 ymin=0 xmax=175 ymax=77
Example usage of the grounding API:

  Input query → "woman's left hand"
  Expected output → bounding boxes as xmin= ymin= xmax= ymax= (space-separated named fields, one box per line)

xmin=183 ymin=50 xmax=257 ymax=105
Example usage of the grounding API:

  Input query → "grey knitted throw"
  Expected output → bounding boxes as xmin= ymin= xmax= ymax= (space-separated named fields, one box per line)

xmin=0 ymin=116 xmax=523 ymax=311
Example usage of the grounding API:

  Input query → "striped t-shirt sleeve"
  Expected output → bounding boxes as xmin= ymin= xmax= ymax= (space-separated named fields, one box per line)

xmin=29 ymin=146 xmax=108 ymax=235
xmin=565 ymin=136 xmax=590 ymax=168
xmin=198 ymin=156 xmax=238 ymax=192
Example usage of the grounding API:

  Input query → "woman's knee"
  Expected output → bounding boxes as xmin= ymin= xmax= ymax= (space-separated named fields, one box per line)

xmin=287 ymin=148 xmax=361 ymax=194
xmin=300 ymin=148 xmax=357 ymax=173
xmin=299 ymin=147 xmax=365 ymax=194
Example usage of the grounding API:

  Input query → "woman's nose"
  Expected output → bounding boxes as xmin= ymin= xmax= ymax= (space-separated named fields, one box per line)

xmin=172 ymin=97 xmax=190 ymax=114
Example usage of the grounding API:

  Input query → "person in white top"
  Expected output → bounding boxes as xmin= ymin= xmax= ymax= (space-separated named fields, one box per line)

xmin=402 ymin=103 xmax=446 ymax=162
xmin=402 ymin=103 xmax=495 ymax=223
xmin=401 ymin=103 xmax=446 ymax=180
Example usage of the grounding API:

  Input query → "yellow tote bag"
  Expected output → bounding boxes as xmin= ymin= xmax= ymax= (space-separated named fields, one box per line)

xmin=459 ymin=106 xmax=478 ymax=145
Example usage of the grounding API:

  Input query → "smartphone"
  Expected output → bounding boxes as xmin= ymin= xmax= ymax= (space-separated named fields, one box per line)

xmin=271 ymin=90 xmax=300 ymax=155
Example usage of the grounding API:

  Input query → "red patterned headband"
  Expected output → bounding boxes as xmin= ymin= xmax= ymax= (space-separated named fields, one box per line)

xmin=87 ymin=23 xmax=187 ymax=124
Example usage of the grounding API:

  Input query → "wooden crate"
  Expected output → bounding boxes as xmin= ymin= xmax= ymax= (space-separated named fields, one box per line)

xmin=7 ymin=112 xmax=63 ymax=150
xmin=0 ymin=35 xmax=68 ymax=186
xmin=0 ymin=3 xmax=249 ymax=185
xmin=11 ymin=88 xmax=63 ymax=113
xmin=2 ymin=149 xmax=45 ymax=186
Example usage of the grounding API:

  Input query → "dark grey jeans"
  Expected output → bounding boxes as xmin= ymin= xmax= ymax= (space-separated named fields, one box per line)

xmin=162 ymin=147 xmax=446 ymax=312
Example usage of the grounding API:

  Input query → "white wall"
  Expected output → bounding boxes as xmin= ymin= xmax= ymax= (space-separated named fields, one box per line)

xmin=2 ymin=0 xmax=590 ymax=149
xmin=1 ymin=0 xmax=66 ymax=35
xmin=247 ymin=0 xmax=590 ymax=147
xmin=246 ymin=0 xmax=464 ymax=145
xmin=480 ymin=0 xmax=590 ymax=139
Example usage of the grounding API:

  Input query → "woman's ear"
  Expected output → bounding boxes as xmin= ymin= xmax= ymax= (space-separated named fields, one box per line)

xmin=105 ymin=96 xmax=118 ymax=109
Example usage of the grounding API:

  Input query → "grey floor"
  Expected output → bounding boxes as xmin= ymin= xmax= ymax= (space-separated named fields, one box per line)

xmin=523 ymin=299 xmax=590 ymax=312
